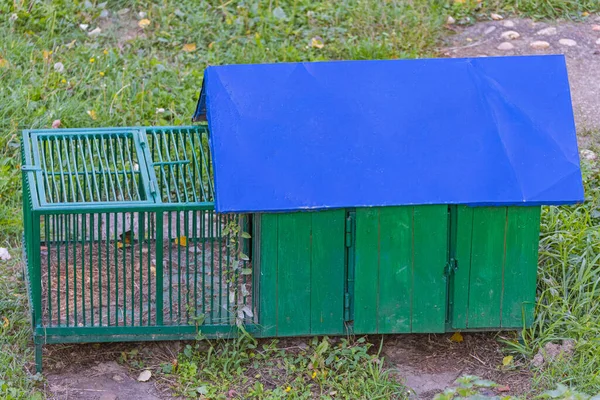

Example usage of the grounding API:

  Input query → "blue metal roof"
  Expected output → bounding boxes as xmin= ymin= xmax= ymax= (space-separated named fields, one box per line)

xmin=194 ymin=55 xmax=583 ymax=213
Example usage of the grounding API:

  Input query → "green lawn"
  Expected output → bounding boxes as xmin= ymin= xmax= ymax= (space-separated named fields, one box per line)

xmin=2 ymin=1 xmax=600 ymax=399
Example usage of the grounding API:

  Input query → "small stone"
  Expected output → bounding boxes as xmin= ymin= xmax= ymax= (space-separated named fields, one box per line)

xmin=531 ymin=352 xmax=545 ymax=367
xmin=501 ymin=30 xmax=520 ymax=40
xmin=79 ymin=23 xmax=89 ymax=31
xmin=592 ymin=25 xmax=600 ymax=31
xmin=497 ymin=42 xmax=515 ymax=50
xmin=484 ymin=26 xmax=497 ymax=35
xmin=491 ymin=13 xmax=503 ymax=20
xmin=447 ymin=16 xmax=456 ymax=25
xmin=530 ymin=40 xmax=550 ymax=50
xmin=112 ymin=374 xmax=124 ymax=382
xmin=0 ymin=248 xmax=10 ymax=261
xmin=536 ymin=27 xmax=557 ymax=36
xmin=51 ymin=119 xmax=61 ymax=129
xmin=559 ymin=38 xmax=577 ymax=47
xmin=503 ymin=20 xmax=515 ymax=28
xmin=53 ymin=62 xmax=64 ymax=73
xmin=596 ymin=38 xmax=600 ymax=45
xmin=88 ymin=27 xmax=102 ymax=37
xmin=138 ymin=11 xmax=147 ymax=19
xmin=137 ymin=370 xmax=151 ymax=382
xmin=99 ymin=394 xmax=117 ymax=400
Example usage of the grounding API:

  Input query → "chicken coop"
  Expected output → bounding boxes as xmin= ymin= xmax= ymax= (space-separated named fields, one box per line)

xmin=22 ymin=55 xmax=583 ymax=372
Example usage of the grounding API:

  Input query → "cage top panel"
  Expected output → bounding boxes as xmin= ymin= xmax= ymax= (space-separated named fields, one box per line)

xmin=22 ymin=126 xmax=213 ymax=210
xmin=194 ymin=55 xmax=584 ymax=213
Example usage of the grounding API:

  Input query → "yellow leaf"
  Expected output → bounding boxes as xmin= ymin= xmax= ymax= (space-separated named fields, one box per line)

xmin=582 ymin=11 xmax=590 ymax=17
xmin=310 ymin=36 xmax=324 ymax=49
xmin=174 ymin=236 xmax=187 ymax=246
xmin=150 ymin=266 xmax=156 ymax=276
xmin=87 ymin=110 xmax=97 ymax=120
xmin=502 ymin=355 xmax=514 ymax=366
xmin=311 ymin=371 xmax=317 ymax=379
xmin=2 ymin=317 xmax=9 ymax=328
xmin=138 ymin=18 xmax=151 ymax=28
xmin=117 ymin=242 xmax=124 ymax=249
xmin=42 ymin=50 xmax=52 ymax=60
xmin=285 ymin=386 xmax=291 ymax=393
xmin=182 ymin=43 xmax=196 ymax=52
xmin=450 ymin=332 xmax=463 ymax=343
xmin=0 ymin=58 xmax=7 ymax=68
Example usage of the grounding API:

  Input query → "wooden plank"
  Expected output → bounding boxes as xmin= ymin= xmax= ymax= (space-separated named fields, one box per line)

xmin=502 ymin=206 xmax=541 ymax=328
xmin=412 ymin=205 xmax=448 ymax=333
xmin=258 ymin=214 xmax=278 ymax=337
xmin=276 ymin=213 xmax=312 ymax=336
xmin=377 ymin=207 xmax=412 ymax=333
xmin=353 ymin=208 xmax=380 ymax=334
xmin=467 ymin=207 xmax=507 ymax=328
xmin=310 ymin=210 xmax=346 ymax=335
xmin=451 ymin=206 xmax=474 ymax=329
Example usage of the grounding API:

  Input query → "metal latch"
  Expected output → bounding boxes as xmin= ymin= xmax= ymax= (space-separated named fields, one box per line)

xmin=444 ymin=258 xmax=458 ymax=276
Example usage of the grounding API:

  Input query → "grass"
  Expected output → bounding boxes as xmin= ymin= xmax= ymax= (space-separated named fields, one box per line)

xmin=2 ymin=0 xmax=600 ymax=399
xmin=165 ymin=334 xmax=407 ymax=399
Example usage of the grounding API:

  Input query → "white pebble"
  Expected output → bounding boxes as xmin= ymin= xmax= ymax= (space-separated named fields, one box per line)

xmin=503 ymin=21 xmax=515 ymax=28
xmin=0 ymin=248 xmax=11 ymax=261
xmin=581 ymin=149 xmax=597 ymax=160
xmin=501 ymin=30 xmax=520 ymax=40
xmin=88 ymin=27 xmax=102 ymax=37
xmin=530 ymin=40 xmax=550 ymax=50
xmin=497 ymin=42 xmax=515 ymax=50
xmin=559 ymin=38 xmax=577 ymax=47
xmin=592 ymin=25 xmax=600 ymax=31
xmin=447 ymin=16 xmax=456 ymax=25
xmin=536 ymin=27 xmax=557 ymax=36
xmin=491 ymin=13 xmax=503 ymax=20
xmin=596 ymin=38 xmax=600 ymax=45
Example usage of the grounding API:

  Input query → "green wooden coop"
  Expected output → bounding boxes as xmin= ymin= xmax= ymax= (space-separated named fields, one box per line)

xmin=22 ymin=55 xmax=583 ymax=372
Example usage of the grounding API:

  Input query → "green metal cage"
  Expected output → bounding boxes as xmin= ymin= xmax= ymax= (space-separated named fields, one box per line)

xmin=22 ymin=126 xmax=255 ymax=372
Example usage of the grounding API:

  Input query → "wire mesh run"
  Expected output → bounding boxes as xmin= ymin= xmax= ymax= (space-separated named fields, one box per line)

xmin=39 ymin=211 xmax=254 ymax=328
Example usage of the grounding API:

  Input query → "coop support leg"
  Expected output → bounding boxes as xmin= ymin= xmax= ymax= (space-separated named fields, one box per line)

xmin=34 ymin=340 xmax=42 ymax=373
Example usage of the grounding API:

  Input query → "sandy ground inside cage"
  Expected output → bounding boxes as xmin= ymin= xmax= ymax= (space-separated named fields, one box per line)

xmin=39 ymin=239 xmax=253 ymax=328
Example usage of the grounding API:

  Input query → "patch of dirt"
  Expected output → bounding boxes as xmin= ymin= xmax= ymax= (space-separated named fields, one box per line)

xmin=442 ymin=15 xmax=600 ymax=147
xmin=380 ymin=333 xmax=532 ymax=399
xmin=44 ymin=341 xmax=179 ymax=399
xmin=96 ymin=9 xmax=146 ymax=49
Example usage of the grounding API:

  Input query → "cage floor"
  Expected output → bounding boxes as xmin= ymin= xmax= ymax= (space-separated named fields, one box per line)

xmin=40 ymin=240 xmax=253 ymax=328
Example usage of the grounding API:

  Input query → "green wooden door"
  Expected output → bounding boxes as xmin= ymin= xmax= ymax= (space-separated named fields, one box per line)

xmin=258 ymin=210 xmax=347 ymax=337
xmin=450 ymin=206 xmax=541 ymax=329
xmin=352 ymin=205 xmax=449 ymax=334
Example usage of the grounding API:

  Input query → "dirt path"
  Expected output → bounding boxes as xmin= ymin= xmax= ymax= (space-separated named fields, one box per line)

xmin=443 ymin=15 xmax=600 ymax=149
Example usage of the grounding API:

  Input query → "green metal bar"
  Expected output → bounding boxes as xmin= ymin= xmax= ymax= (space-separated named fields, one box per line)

xmin=36 ymin=323 xmax=256 ymax=338
xmin=168 ymin=211 xmax=173 ymax=323
xmin=218 ymin=214 xmax=223 ymax=323
xmin=130 ymin=212 xmax=135 ymax=326
xmin=30 ymin=202 xmax=215 ymax=215
xmin=115 ymin=137 xmax=134 ymax=201
xmin=68 ymin=137 xmax=85 ymax=202
xmin=93 ymin=137 xmax=112 ymax=201
xmin=60 ymin=137 xmax=78 ymax=202
xmin=122 ymin=137 xmax=140 ymax=201
xmin=38 ymin=140 xmax=55 ymax=204
xmin=209 ymin=210 xmax=214 ymax=324
xmin=185 ymin=128 xmax=203 ymax=202
xmin=177 ymin=211 xmax=182 ymax=324
xmin=100 ymin=136 xmax=118 ymax=202
xmin=160 ymin=131 xmax=181 ymax=203
xmin=107 ymin=137 xmax=125 ymax=202
xmin=113 ymin=212 xmax=118 ymax=326
xmin=152 ymin=161 xmax=190 ymax=166
xmin=26 ymin=125 xmax=206 ymax=135
xmin=193 ymin=210 xmax=198 ymax=320
xmin=31 ymin=216 xmax=42 ymax=328
xmin=150 ymin=131 xmax=170 ymax=203
xmin=65 ymin=213 xmax=70 ymax=325
xmin=73 ymin=213 xmax=78 ymax=326
xmin=106 ymin=213 xmax=111 ymax=326
xmin=83 ymin=137 xmax=102 ymax=201
xmin=81 ymin=214 xmax=86 ymax=325
xmin=98 ymin=213 xmax=103 ymax=325
xmin=53 ymin=138 xmax=69 ymax=203
xmin=201 ymin=210 xmax=206 ymax=318
xmin=196 ymin=132 xmax=214 ymax=200
xmin=45 ymin=215 xmax=51 ymax=326
xmin=89 ymin=214 xmax=95 ymax=326
xmin=56 ymin=215 xmax=61 ymax=326
xmin=173 ymin=129 xmax=191 ymax=202
xmin=122 ymin=212 xmax=127 ymax=326
xmin=156 ymin=212 xmax=164 ymax=326
xmin=139 ymin=212 xmax=144 ymax=326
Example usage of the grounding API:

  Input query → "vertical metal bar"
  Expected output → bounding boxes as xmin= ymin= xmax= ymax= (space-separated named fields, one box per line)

xmin=122 ymin=212 xmax=127 ymax=326
xmin=130 ymin=212 xmax=135 ymax=326
xmin=68 ymin=137 xmax=85 ymax=202
xmin=39 ymin=141 xmax=54 ymax=203
xmin=116 ymin=137 xmax=133 ymax=201
xmin=139 ymin=212 xmax=144 ymax=326
xmin=73 ymin=213 xmax=78 ymax=326
xmin=184 ymin=210 xmax=190 ymax=323
xmin=65 ymin=212 xmax=70 ymax=325
xmin=173 ymin=130 xmax=191 ymax=202
xmin=226 ymin=214 xmax=231 ymax=321
xmin=107 ymin=138 xmax=125 ymax=201
xmin=31 ymin=216 xmax=42 ymax=328
xmin=77 ymin=137 xmax=94 ymax=202
xmin=106 ymin=213 xmax=111 ymax=326
xmin=155 ymin=212 xmax=164 ymax=326
xmin=53 ymin=138 xmax=69 ymax=203
xmin=98 ymin=213 xmax=103 ymax=326
xmin=123 ymin=137 xmax=140 ymax=201
xmin=218 ymin=214 xmax=223 ymax=323
xmin=81 ymin=213 xmax=86 ymax=325
xmin=95 ymin=137 xmax=115 ymax=201
xmin=113 ymin=212 xmax=119 ymax=326
xmin=151 ymin=131 xmax=170 ymax=202
xmin=160 ymin=131 xmax=181 ymax=202
xmin=56 ymin=215 xmax=61 ymax=325
xmin=168 ymin=211 xmax=173 ymax=323
xmin=61 ymin=137 xmax=78 ymax=202
xmin=201 ymin=211 xmax=206 ymax=319
xmin=193 ymin=210 xmax=198 ymax=320
xmin=197 ymin=132 xmax=214 ymax=200
xmin=89 ymin=214 xmax=95 ymax=326
xmin=83 ymin=137 xmax=102 ymax=201
xmin=45 ymin=215 xmax=51 ymax=326
xmin=176 ymin=211 xmax=182 ymax=324
xmin=209 ymin=210 xmax=214 ymax=324
xmin=185 ymin=129 xmax=202 ymax=202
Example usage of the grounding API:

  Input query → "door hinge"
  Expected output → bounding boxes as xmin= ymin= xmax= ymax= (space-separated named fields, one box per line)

xmin=344 ymin=293 xmax=351 ymax=321
xmin=345 ymin=215 xmax=353 ymax=247
xmin=445 ymin=258 xmax=458 ymax=276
